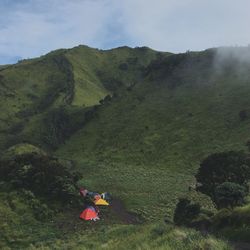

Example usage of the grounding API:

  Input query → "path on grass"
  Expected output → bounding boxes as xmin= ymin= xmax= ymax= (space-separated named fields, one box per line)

xmin=110 ymin=198 xmax=141 ymax=224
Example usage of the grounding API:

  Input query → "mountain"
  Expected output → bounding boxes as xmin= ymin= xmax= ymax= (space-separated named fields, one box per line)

xmin=0 ymin=45 xmax=167 ymax=150
xmin=1 ymin=45 xmax=250 ymax=249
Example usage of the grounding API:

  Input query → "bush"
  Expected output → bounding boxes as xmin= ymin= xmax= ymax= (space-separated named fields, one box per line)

xmin=212 ymin=205 xmax=250 ymax=225
xmin=190 ymin=213 xmax=212 ymax=231
xmin=196 ymin=151 xmax=250 ymax=199
xmin=215 ymin=182 xmax=248 ymax=208
xmin=173 ymin=198 xmax=201 ymax=226
xmin=212 ymin=208 xmax=233 ymax=229
xmin=21 ymin=190 xmax=53 ymax=220
xmin=0 ymin=150 xmax=82 ymax=205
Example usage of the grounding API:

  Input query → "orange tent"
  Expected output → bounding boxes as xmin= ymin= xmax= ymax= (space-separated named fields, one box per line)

xmin=80 ymin=207 xmax=98 ymax=220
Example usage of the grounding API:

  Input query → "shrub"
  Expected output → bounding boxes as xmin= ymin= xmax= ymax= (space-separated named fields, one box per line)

xmin=190 ymin=213 xmax=212 ymax=231
xmin=195 ymin=151 xmax=250 ymax=199
xmin=215 ymin=182 xmax=247 ymax=208
xmin=173 ymin=198 xmax=201 ymax=226
xmin=212 ymin=208 xmax=234 ymax=229
xmin=0 ymin=150 xmax=82 ymax=205
xmin=22 ymin=190 xmax=53 ymax=220
xmin=212 ymin=204 xmax=250 ymax=234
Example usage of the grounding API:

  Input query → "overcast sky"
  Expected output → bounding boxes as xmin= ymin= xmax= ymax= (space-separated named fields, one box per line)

xmin=0 ymin=0 xmax=250 ymax=64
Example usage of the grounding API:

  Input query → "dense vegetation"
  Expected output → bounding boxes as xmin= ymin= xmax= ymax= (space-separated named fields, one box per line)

xmin=0 ymin=144 xmax=81 ymax=204
xmin=1 ymin=45 xmax=250 ymax=249
xmin=174 ymin=150 xmax=250 ymax=242
xmin=196 ymin=151 xmax=250 ymax=200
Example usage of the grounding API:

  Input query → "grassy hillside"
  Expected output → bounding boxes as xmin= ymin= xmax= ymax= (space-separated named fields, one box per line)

xmin=1 ymin=45 xmax=250 ymax=249
xmin=57 ymin=48 xmax=250 ymax=219
xmin=0 ymin=45 xmax=165 ymax=150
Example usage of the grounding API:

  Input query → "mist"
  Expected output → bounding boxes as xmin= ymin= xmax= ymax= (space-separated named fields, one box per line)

xmin=214 ymin=46 xmax=250 ymax=77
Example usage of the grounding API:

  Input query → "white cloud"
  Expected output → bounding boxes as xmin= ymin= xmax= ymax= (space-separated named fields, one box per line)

xmin=0 ymin=0 xmax=117 ymax=61
xmin=118 ymin=0 xmax=250 ymax=52
xmin=0 ymin=0 xmax=250 ymax=64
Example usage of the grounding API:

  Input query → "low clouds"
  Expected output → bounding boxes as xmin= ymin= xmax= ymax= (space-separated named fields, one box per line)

xmin=214 ymin=46 xmax=250 ymax=77
xmin=1 ymin=0 xmax=250 ymax=64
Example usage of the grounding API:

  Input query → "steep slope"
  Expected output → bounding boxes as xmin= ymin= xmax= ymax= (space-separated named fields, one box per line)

xmin=1 ymin=45 xmax=250 ymax=248
xmin=57 ymin=47 xmax=250 ymax=218
xmin=65 ymin=45 xmax=163 ymax=106
xmin=0 ymin=45 xmax=165 ymax=150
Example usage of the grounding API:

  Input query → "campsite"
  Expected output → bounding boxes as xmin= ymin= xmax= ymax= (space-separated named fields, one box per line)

xmin=1 ymin=1 xmax=250 ymax=249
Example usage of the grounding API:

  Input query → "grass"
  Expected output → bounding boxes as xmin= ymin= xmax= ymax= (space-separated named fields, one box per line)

xmin=26 ymin=223 xmax=232 ymax=250
xmin=56 ymin=56 xmax=250 ymax=220
xmin=0 ymin=45 xmax=164 ymax=150
xmin=1 ymin=45 xmax=250 ymax=248
xmin=0 ymin=187 xmax=230 ymax=249
xmin=0 ymin=190 xmax=61 ymax=249
xmin=213 ymin=204 xmax=250 ymax=242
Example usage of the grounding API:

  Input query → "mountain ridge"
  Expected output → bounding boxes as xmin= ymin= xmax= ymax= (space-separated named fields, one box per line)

xmin=1 ymin=44 xmax=250 ymax=249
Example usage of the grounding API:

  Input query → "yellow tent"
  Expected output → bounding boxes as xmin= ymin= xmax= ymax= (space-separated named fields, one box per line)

xmin=94 ymin=198 xmax=109 ymax=206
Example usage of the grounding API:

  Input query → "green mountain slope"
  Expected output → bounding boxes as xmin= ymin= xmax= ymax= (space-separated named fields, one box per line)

xmin=57 ymin=48 xmax=250 ymax=218
xmin=1 ymin=45 xmax=250 ymax=249
xmin=0 ymin=45 xmax=165 ymax=150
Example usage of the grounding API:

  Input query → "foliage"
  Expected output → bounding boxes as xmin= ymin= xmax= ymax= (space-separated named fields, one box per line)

xmin=215 ymin=182 xmax=248 ymax=208
xmin=1 ymin=143 xmax=46 ymax=160
xmin=20 ymin=189 xmax=54 ymax=220
xmin=211 ymin=204 xmax=250 ymax=242
xmin=56 ymin=46 xmax=250 ymax=222
xmin=1 ymin=46 xmax=250 ymax=247
xmin=24 ymin=224 xmax=232 ymax=250
xmin=173 ymin=198 xmax=201 ymax=226
xmin=196 ymin=151 xmax=250 ymax=199
xmin=0 ymin=147 xmax=82 ymax=204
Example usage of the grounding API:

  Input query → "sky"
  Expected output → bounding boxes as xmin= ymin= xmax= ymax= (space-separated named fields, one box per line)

xmin=0 ymin=0 xmax=250 ymax=64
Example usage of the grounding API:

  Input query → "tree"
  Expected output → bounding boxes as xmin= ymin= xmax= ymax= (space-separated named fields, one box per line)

xmin=215 ymin=182 xmax=247 ymax=208
xmin=195 ymin=151 xmax=250 ymax=199
xmin=0 ymin=150 xmax=82 ymax=204
xmin=173 ymin=198 xmax=201 ymax=226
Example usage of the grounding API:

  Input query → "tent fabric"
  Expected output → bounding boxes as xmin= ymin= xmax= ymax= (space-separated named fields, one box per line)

xmin=80 ymin=207 xmax=98 ymax=220
xmin=94 ymin=198 xmax=109 ymax=206
xmin=87 ymin=206 xmax=96 ymax=211
xmin=79 ymin=188 xmax=88 ymax=197
xmin=94 ymin=194 xmax=101 ymax=201
xmin=101 ymin=192 xmax=111 ymax=201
